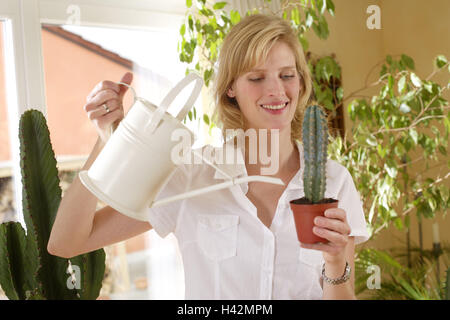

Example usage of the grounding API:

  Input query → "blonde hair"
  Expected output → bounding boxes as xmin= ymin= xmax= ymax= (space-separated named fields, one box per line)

xmin=213 ymin=14 xmax=313 ymax=143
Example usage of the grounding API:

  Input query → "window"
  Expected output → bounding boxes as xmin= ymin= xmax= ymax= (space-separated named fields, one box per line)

xmin=0 ymin=20 xmax=18 ymax=225
xmin=1 ymin=0 xmax=196 ymax=300
xmin=42 ymin=24 xmax=204 ymax=165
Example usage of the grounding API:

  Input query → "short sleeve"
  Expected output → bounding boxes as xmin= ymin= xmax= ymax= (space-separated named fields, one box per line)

xmin=146 ymin=163 xmax=191 ymax=238
xmin=337 ymin=168 xmax=370 ymax=245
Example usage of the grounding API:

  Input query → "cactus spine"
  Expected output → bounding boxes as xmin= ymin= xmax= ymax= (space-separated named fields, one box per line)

xmin=302 ymin=105 xmax=329 ymax=203
xmin=0 ymin=110 xmax=105 ymax=299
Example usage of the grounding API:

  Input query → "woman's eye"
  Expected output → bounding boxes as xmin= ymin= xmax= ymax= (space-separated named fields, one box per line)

xmin=249 ymin=78 xmax=263 ymax=82
xmin=282 ymin=75 xmax=295 ymax=79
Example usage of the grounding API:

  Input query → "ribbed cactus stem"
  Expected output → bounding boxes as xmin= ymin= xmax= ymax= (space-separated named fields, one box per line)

xmin=0 ymin=110 xmax=105 ymax=300
xmin=302 ymin=105 xmax=329 ymax=203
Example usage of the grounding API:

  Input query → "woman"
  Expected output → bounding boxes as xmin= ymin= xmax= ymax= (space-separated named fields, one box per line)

xmin=48 ymin=14 xmax=369 ymax=299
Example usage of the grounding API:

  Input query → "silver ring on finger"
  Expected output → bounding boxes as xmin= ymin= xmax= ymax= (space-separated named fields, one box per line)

xmin=102 ymin=103 xmax=111 ymax=114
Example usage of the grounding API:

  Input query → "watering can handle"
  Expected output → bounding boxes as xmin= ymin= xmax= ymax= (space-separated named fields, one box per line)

xmin=146 ymin=73 xmax=203 ymax=134
xmin=110 ymin=81 xmax=139 ymax=136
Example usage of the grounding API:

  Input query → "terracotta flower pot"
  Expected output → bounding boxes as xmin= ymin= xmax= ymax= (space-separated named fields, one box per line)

xmin=289 ymin=198 xmax=339 ymax=244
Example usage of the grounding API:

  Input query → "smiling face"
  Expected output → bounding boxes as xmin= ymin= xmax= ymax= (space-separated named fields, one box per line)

xmin=227 ymin=41 xmax=301 ymax=132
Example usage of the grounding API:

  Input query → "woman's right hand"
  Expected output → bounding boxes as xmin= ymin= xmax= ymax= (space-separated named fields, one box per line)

xmin=84 ymin=72 xmax=133 ymax=144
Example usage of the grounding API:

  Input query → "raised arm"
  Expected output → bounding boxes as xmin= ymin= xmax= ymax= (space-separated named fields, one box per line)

xmin=47 ymin=72 xmax=152 ymax=258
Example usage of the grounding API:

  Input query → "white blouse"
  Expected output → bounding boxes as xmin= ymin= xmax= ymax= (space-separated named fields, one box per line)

xmin=146 ymin=139 xmax=369 ymax=300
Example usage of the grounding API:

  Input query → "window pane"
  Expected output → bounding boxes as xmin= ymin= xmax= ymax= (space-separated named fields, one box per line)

xmin=0 ymin=21 xmax=18 ymax=225
xmin=41 ymin=24 xmax=192 ymax=300
xmin=0 ymin=20 xmax=19 ymax=299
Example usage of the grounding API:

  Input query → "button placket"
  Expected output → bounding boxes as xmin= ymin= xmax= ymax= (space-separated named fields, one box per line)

xmin=259 ymin=227 xmax=275 ymax=300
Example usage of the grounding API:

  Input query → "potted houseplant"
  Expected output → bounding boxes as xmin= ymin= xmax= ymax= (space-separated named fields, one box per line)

xmin=0 ymin=110 xmax=105 ymax=299
xmin=290 ymin=105 xmax=338 ymax=244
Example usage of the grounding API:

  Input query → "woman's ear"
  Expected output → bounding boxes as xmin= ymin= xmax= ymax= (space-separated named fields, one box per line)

xmin=227 ymin=86 xmax=235 ymax=98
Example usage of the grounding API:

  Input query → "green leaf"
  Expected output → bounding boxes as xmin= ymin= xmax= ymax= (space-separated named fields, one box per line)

xmin=230 ymin=10 xmax=241 ymax=25
xmin=387 ymin=74 xmax=394 ymax=97
xmin=398 ymin=76 xmax=406 ymax=94
xmin=385 ymin=158 xmax=398 ymax=178
xmin=203 ymin=114 xmax=210 ymax=125
xmin=179 ymin=24 xmax=186 ymax=36
xmin=410 ymin=73 xmax=422 ymax=87
xmin=377 ymin=144 xmax=387 ymax=158
xmin=204 ymin=68 xmax=213 ymax=86
xmin=409 ymin=128 xmax=418 ymax=144
xmin=399 ymin=103 xmax=411 ymax=113
xmin=366 ymin=134 xmax=378 ymax=147
xmin=393 ymin=217 xmax=403 ymax=230
xmin=444 ymin=115 xmax=450 ymax=134
xmin=380 ymin=64 xmax=388 ymax=77
xmin=428 ymin=197 xmax=437 ymax=211
xmin=298 ymin=34 xmax=309 ymax=51
xmin=388 ymin=74 xmax=394 ymax=89
xmin=336 ymin=87 xmax=344 ymax=102
xmin=305 ymin=11 xmax=313 ymax=27
xmin=317 ymin=0 xmax=326 ymax=14
xmin=213 ymin=1 xmax=227 ymax=10
xmin=401 ymin=54 xmax=415 ymax=70
xmin=326 ymin=0 xmax=335 ymax=16
xmin=291 ymin=7 xmax=300 ymax=25
xmin=386 ymin=55 xmax=393 ymax=65
xmin=380 ymin=84 xmax=389 ymax=99
xmin=188 ymin=15 xmax=194 ymax=31
xmin=435 ymin=55 xmax=448 ymax=69
xmin=423 ymin=82 xmax=433 ymax=93
xmin=186 ymin=0 xmax=192 ymax=8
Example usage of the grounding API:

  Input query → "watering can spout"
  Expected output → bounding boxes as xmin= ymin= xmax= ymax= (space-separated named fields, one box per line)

xmin=150 ymin=175 xmax=284 ymax=208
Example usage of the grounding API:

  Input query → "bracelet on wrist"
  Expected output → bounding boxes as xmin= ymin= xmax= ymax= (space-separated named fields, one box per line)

xmin=321 ymin=261 xmax=351 ymax=285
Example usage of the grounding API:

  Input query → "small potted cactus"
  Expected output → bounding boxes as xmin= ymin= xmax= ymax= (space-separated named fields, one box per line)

xmin=290 ymin=105 xmax=338 ymax=244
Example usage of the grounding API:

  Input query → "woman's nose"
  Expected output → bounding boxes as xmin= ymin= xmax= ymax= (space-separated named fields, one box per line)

xmin=264 ymin=77 xmax=285 ymax=96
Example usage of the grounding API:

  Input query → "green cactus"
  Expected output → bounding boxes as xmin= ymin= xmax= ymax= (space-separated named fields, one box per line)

xmin=301 ymin=105 xmax=329 ymax=204
xmin=0 ymin=109 xmax=105 ymax=299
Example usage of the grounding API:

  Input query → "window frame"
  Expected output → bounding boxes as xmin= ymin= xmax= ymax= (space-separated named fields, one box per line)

xmin=0 ymin=0 xmax=186 ymax=227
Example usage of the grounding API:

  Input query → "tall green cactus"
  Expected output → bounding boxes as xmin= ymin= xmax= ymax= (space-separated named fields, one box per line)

xmin=302 ymin=105 xmax=329 ymax=203
xmin=0 ymin=110 xmax=105 ymax=299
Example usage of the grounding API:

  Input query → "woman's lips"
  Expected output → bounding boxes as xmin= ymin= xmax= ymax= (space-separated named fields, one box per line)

xmin=260 ymin=102 xmax=288 ymax=114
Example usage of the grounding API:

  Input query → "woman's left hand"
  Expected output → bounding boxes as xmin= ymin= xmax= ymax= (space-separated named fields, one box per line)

xmin=300 ymin=208 xmax=351 ymax=264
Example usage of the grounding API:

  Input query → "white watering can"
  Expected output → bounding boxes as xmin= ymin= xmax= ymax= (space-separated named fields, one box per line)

xmin=79 ymin=73 xmax=284 ymax=221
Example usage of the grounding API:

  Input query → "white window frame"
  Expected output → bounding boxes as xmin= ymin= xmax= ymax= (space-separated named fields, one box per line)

xmin=1 ymin=0 xmax=187 ymax=227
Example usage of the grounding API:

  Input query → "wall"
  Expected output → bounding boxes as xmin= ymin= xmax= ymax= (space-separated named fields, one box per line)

xmin=41 ymin=28 xmax=134 ymax=157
